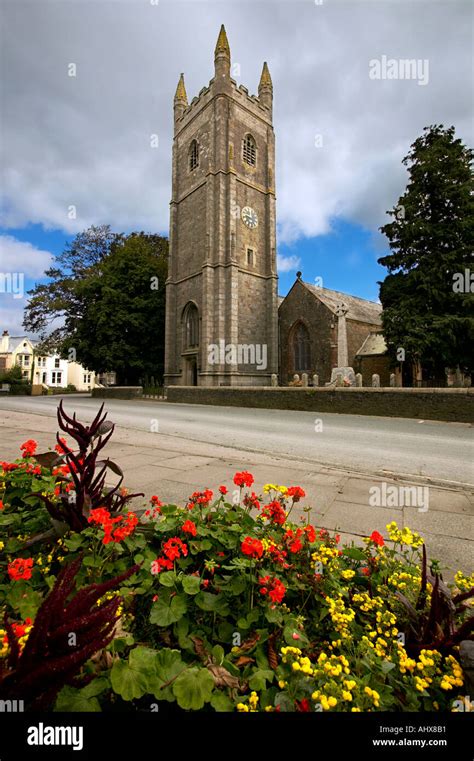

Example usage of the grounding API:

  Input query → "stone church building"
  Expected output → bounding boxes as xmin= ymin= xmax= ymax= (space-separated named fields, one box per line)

xmin=164 ymin=26 xmax=388 ymax=388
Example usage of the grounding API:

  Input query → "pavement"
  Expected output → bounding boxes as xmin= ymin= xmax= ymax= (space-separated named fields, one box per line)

xmin=0 ymin=396 xmax=472 ymax=578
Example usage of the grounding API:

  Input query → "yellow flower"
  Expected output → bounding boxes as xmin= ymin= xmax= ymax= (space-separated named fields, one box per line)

xmin=341 ymin=569 xmax=356 ymax=580
xmin=0 ymin=541 xmax=4 ymax=551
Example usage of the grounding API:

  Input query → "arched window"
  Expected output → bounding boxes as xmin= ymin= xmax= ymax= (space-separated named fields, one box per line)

xmin=292 ymin=322 xmax=311 ymax=373
xmin=189 ymin=140 xmax=199 ymax=171
xmin=183 ymin=303 xmax=199 ymax=349
xmin=242 ymin=134 xmax=256 ymax=166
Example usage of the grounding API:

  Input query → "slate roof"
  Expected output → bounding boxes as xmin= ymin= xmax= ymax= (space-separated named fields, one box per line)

xmin=302 ymin=282 xmax=382 ymax=326
xmin=356 ymin=332 xmax=387 ymax=356
xmin=1 ymin=336 xmax=38 ymax=353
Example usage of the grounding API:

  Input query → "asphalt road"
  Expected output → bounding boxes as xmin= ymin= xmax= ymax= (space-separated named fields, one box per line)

xmin=0 ymin=395 xmax=472 ymax=487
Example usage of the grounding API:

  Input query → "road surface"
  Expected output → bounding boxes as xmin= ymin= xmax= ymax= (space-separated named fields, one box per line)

xmin=0 ymin=395 xmax=472 ymax=486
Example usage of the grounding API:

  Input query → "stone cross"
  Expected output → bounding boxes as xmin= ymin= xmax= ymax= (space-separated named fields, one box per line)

xmin=335 ymin=302 xmax=349 ymax=368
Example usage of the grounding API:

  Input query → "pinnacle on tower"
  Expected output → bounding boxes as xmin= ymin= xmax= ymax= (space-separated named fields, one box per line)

xmin=174 ymin=73 xmax=188 ymax=104
xmin=259 ymin=61 xmax=273 ymax=90
xmin=214 ymin=24 xmax=231 ymax=78
xmin=214 ymin=24 xmax=230 ymax=59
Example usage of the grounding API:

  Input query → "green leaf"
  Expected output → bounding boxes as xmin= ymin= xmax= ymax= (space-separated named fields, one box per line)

xmin=63 ymin=535 xmax=85 ymax=552
xmin=54 ymin=685 xmax=101 ymax=712
xmin=249 ymin=668 xmax=274 ymax=691
xmin=195 ymin=591 xmax=229 ymax=615
xmin=210 ymin=692 xmax=234 ymax=712
xmin=172 ymin=667 xmax=215 ymax=710
xmin=343 ymin=547 xmax=366 ymax=561
xmin=158 ymin=571 xmax=177 ymax=587
xmin=79 ymin=677 xmax=110 ymax=700
xmin=149 ymin=590 xmax=187 ymax=626
xmin=182 ymin=575 xmax=201 ymax=595
xmin=152 ymin=648 xmax=186 ymax=701
xmin=265 ymin=607 xmax=283 ymax=624
xmin=212 ymin=644 xmax=225 ymax=665
xmin=6 ymin=585 xmax=43 ymax=620
xmin=381 ymin=660 xmax=396 ymax=674
xmin=110 ymin=646 xmax=157 ymax=701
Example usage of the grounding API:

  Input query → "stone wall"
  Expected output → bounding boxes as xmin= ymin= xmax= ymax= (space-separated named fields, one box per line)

xmin=92 ymin=386 xmax=143 ymax=400
xmin=166 ymin=386 xmax=474 ymax=423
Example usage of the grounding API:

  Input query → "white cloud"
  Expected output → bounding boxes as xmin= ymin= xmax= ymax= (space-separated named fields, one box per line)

xmin=0 ymin=236 xmax=53 ymax=276
xmin=277 ymin=253 xmax=301 ymax=273
xmin=0 ymin=0 xmax=471 ymax=247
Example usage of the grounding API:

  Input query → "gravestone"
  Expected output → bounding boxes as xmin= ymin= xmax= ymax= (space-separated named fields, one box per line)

xmin=312 ymin=374 xmax=319 ymax=387
xmin=355 ymin=373 xmax=363 ymax=387
xmin=301 ymin=372 xmax=308 ymax=387
xmin=372 ymin=373 xmax=380 ymax=387
xmin=293 ymin=374 xmax=300 ymax=383
xmin=271 ymin=373 xmax=278 ymax=387
xmin=390 ymin=373 xmax=396 ymax=387
xmin=330 ymin=366 xmax=356 ymax=386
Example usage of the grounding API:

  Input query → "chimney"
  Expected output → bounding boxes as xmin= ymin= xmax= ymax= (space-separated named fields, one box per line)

xmin=0 ymin=330 xmax=9 ymax=352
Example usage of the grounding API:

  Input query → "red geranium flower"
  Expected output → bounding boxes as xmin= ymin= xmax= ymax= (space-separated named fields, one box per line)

xmin=233 ymin=471 xmax=254 ymax=488
xmin=181 ymin=519 xmax=197 ymax=537
xmin=162 ymin=537 xmax=188 ymax=561
xmin=286 ymin=486 xmax=305 ymax=502
xmin=0 ymin=500 xmax=3 ymax=511
xmin=370 ymin=530 xmax=385 ymax=547
xmin=243 ymin=491 xmax=261 ymax=511
xmin=259 ymin=575 xmax=286 ymax=603
xmin=304 ymin=525 xmax=317 ymax=543
xmin=20 ymin=439 xmax=37 ymax=458
xmin=8 ymin=557 xmax=34 ymax=581
xmin=219 ymin=485 xmax=228 ymax=495
xmin=241 ymin=536 xmax=263 ymax=559
xmin=261 ymin=500 xmax=286 ymax=525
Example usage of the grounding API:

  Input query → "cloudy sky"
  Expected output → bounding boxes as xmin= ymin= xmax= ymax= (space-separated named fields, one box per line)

xmin=0 ymin=0 xmax=472 ymax=334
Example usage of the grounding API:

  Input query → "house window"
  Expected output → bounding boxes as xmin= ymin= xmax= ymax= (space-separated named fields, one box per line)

xmin=292 ymin=322 xmax=311 ymax=373
xmin=23 ymin=355 xmax=30 ymax=366
xmin=183 ymin=302 xmax=199 ymax=349
xmin=189 ymin=140 xmax=199 ymax=171
xmin=42 ymin=372 xmax=46 ymax=383
xmin=54 ymin=358 xmax=60 ymax=368
xmin=51 ymin=371 xmax=62 ymax=385
xmin=247 ymin=248 xmax=254 ymax=267
xmin=242 ymin=134 xmax=256 ymax=166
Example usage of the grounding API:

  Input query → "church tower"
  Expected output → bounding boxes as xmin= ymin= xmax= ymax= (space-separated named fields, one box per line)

xmin=164 ymin=25 xmax=279 ymax=387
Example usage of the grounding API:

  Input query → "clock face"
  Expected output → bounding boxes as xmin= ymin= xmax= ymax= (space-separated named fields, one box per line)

xmin=241 ymin=206 xmax=258 ymax=229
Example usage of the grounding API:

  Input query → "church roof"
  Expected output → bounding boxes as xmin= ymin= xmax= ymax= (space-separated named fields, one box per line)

xmin=302 ymin=282 xmax=383 ymax=326
xmin=356 ymin=332 xmax=387 ymax=357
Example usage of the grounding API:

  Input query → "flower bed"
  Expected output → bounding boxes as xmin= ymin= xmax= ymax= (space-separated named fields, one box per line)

xmin=0 ymin=403 xmax=472 ymax=713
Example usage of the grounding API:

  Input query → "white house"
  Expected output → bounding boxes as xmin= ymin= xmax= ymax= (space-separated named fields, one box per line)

xmin=0 ymin=331 xmax=103 ymax=391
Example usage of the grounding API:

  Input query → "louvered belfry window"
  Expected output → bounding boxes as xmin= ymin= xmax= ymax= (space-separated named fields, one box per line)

xmin=242 ymin=134 xmax=256 ymax=166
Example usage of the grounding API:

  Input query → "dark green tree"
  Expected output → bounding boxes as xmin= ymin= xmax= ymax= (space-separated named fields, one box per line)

xmin=378 ymin=125 xmax=474 ymax=381
xmin=24 ymin=226 xmax=168 ymax=384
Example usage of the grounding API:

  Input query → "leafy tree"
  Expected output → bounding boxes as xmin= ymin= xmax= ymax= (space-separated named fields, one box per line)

xmin=24 ymin=226 xmax=168 ymax=384
xmin=24 ymin=225 xmax=118 ymax=352
xmin=378 ymin=125 xmax=474 ymax=380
